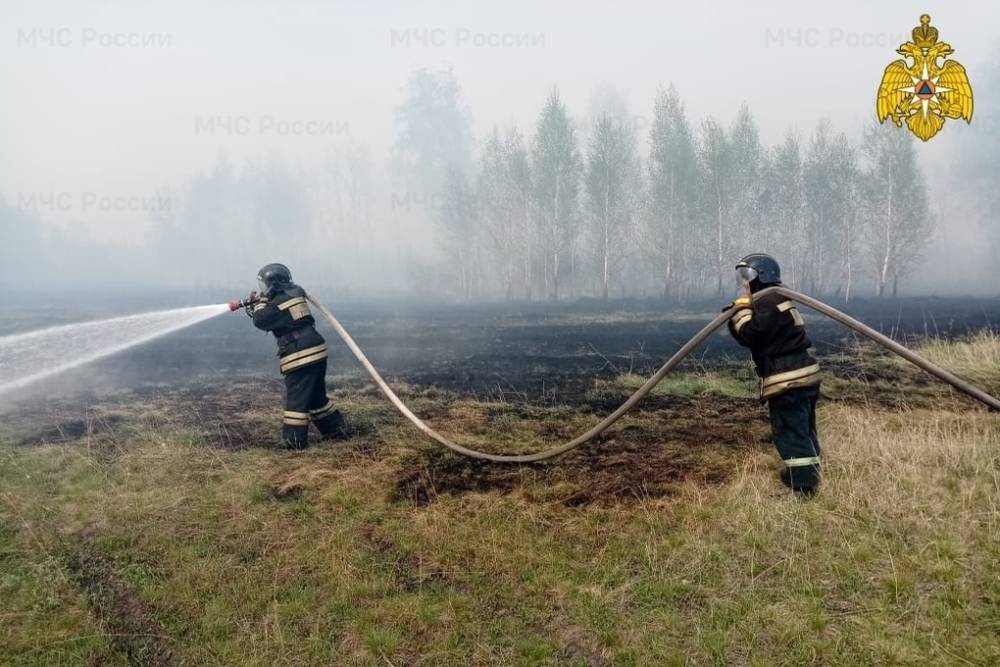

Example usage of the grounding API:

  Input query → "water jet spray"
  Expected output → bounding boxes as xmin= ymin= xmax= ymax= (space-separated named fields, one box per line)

xmin=0 ymin=304 xmax=230 ymax=395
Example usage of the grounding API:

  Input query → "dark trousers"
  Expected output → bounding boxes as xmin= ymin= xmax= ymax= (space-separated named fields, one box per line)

xmin=281 ymin=359 xmax=344 ymax=449
xmin=767 ymin=385 xmax=821 ymax=488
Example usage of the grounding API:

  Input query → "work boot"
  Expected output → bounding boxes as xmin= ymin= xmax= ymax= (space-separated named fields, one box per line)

xmin=313 ymin=409 xmax=349 ymax=442
xmin=780 ymin=466 xmax=819 ymax=497
xmin=280 ymin=425 xmax=309 ymax=450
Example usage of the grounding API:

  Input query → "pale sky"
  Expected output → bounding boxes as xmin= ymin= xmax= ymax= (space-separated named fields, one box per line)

xmin=2 ymin=0 xmax=994 ymax=238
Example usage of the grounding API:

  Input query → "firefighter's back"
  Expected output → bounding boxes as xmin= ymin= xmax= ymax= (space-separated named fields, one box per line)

xmin=252 ymin=283 xmax=328 ymax=374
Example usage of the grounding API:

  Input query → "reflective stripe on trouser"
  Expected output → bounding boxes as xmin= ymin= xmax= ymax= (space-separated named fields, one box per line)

xmin=761 ymin=363 xmax=821 ymax=399
xmin=310 ymin=399 xmax=345 ymax=437
xmin=282 ymin=358 xmax=333 ymax=448
xmin=768 ymin=384 xmax=821 ymax=488
xmin=785 ymin=456 xmax=821 ymax=467
xmin=283 ymin=410 xmax=310 ymax=426
xmin=310 ymin=400 xmax=337 ymax=420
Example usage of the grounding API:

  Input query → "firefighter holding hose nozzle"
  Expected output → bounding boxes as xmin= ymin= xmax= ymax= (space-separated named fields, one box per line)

xmin=727 ymin=254 xmax=822 ymax=496
xmin=231 ymin=263 xmax=347 ymax=450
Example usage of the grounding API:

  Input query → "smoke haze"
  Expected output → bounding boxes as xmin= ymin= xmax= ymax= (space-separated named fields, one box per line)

xmin=3 ymin=0 xmax=997 ymax=297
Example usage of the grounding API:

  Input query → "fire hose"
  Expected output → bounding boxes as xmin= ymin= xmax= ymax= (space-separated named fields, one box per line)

xmin=301 ymin=288 xmax=1000 ymax=463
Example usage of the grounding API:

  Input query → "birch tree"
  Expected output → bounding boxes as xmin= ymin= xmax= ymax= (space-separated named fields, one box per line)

xmin=531 ymin=89 xmax=582 ymax=300
xmin=504 ymin=127 xmax=536 ymax=300
xmin=584 ymin=114 xmax=640 ymax=300
xmin=698 ymin=117 xmax=734 ymax=294
xmin=728 ymin=104 xmax=764 ymax=254
xmin=759 ymin=131 xmax=803 ymax=284
xmin=830 ymin=138 xmax=859 ymax=300
xmin=436 ymin=165 xmax=480 ymax=299
xmin=803 ymin=120 xmax=856 ymax=294
xmin=859 ymin=124 xmax=932 ymax=297
xmin=478 ymin=127 xmax=537 ymax=300
xmin=645 ymin=85 xmax=700 ymax=300
xmin=479 ymin=128 xmax=515 ymax=299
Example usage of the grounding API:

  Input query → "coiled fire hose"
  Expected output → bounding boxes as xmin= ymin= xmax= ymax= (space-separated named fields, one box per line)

xmin=306 ymin=288 xmax=1000 ymax=463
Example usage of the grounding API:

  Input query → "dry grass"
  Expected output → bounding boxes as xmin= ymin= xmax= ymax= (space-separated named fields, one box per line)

xmin=914 ymin=330 xmax=1000 ymax=386
xmin=2 ymin=335 xmax=999 ymax=665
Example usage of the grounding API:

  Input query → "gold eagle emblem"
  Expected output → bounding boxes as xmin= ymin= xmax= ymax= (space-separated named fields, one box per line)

xmin=876 ymin=14 xmax=973 ymax=141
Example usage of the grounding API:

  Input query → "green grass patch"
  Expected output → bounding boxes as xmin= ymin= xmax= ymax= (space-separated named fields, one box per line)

xmin=613 ymin=368 xmax=754 ymax=398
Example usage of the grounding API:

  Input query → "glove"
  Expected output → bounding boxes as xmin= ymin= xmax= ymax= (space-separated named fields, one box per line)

xmin=245 ymin=301 xmax=268 ymax=317
xmin=722 ymin=295 xmax=752 ymax=312
xmin=242 ymin=291 xmax=261 ymax=317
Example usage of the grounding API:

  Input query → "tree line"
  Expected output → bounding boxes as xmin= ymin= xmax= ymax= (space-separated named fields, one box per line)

xmin=397 ymin=71 xmax=934 ymax=302
xmin=2 ymin=67 xmax=950 ymax=298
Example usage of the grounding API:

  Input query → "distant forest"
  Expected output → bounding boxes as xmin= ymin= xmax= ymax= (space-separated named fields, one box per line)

xmin=4 ymin=62 xmax=998 ymax=300
xmin=408 ymin=76 xmax=928 ymax=302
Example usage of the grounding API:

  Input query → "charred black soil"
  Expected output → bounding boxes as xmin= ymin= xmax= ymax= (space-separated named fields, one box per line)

xmin=391 ymin=396 xmax=769 ymax=507
xmin=8 ymin=381 xmax=282 ymax=450
xmin=9 ymin=294 xmax=999 ymax=403
xmin=17 ymin=413 xmax=125 ymax=446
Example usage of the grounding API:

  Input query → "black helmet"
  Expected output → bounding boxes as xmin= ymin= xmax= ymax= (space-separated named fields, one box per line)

xmin=736 ymin=253 xmax=781 ymax=286
xmin=257 ymin=263 xmax=292 ymax=295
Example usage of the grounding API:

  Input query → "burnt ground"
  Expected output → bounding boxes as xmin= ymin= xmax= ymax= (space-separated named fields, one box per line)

xmin=391 ymin=396 xmax=769 ymax=507
xmin=6 ymin=376 xmax=770 ymax=507
xmin=6 ymin=380 xmax=284 ymax=450
xmin=5 ymin=292 xmax=1000 ymax=403
xmin=2 ymin=294 xmax=998 ymax=506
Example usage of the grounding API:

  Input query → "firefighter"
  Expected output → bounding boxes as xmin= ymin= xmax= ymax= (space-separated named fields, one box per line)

xmin=245 ymin=263 xmax=347 ymax=449
xmin=726 ymin=254 xmax=822 ymax=495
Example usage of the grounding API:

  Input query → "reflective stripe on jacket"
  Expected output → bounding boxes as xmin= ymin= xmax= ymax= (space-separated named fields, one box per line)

xmin=728 ymin=291 xmax=820 ymax=399
xmin=252 ymin=284 xmax=328 ymax=374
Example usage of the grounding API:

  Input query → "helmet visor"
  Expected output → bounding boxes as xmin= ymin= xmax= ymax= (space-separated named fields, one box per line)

xmin=258 ymin=278 xmax=268 ymax=294
xmin=736 ymin=266 xmax=758 ymax=285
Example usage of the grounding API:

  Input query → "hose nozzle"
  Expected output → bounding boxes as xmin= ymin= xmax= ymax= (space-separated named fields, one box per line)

xmin=228 ymin=291 xmax=260 ymax=312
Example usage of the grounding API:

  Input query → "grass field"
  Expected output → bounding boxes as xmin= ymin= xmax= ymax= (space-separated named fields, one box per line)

xmin=1 ymin=334 xmax=999 ymax=665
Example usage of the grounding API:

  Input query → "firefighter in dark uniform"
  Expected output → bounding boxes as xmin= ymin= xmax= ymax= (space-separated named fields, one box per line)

xmin=727 ymin=254 xmax=822 ymax=495
xmin=246 ymin=263 xmax=346 ymax=449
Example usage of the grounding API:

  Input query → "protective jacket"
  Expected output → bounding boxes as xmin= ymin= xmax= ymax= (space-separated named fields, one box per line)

xmin=728 ymin=290 xmax=820 ymax=399
xmin=250 ymin=283 xmax=342 ymax=448
xmin=251 ymin=284 xmax=328 ymax=374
